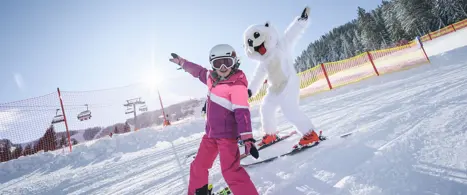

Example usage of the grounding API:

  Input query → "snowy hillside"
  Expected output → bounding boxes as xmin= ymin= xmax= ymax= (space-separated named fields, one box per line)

xmin=1 ymin=30 xmax=467 ymax=195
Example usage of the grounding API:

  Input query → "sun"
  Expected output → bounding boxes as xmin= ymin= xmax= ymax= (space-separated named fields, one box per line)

xmin=141 ymin=68 xmax=162 ymax=92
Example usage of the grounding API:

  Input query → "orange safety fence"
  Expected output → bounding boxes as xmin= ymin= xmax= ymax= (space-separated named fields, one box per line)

xmin=454 ymin=19 xmax=467 ymax=30
xmin=298 ymin=65 xmax=328 ymax=95
xmin=370 ymin=41 xmax=428 ymax=75
xmin=421 ymin=19 xmax=467 ymax=42
xmin=322 ymin=53 xmax=374 ymax=89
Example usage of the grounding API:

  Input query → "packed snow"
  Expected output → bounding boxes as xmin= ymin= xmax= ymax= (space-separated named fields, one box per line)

xmin=1 ymin=28 xmax=467 ymax=195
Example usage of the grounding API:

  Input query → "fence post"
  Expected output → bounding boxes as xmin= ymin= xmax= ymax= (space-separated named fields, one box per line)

xmin=57 ymin=88 xmax=72 ymax=152
xmin=416 ymin=36 xmax=430 ymax=63
xmin=451 ymin=24 xmax=456 ymax=32
xmin=320 ymin=63 xmax=332 ymax=90
xmin=366 ymin=51 xmax=379 ymax=76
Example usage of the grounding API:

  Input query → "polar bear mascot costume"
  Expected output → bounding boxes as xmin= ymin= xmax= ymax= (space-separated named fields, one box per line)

xmin=243 ymin=6 xmax=321 ymax=148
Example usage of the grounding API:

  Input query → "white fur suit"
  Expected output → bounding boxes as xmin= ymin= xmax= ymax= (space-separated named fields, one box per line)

xmin=243 ymin=7 xmax=316 ymax=136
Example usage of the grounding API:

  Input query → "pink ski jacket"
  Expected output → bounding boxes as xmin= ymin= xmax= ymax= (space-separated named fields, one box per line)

xmin=181 ymin=61 xmax=252 ymax=138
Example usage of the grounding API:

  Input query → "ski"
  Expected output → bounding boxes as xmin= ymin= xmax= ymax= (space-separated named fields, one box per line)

xmin=240 ymin=132 xmax=353 ymax=168
xmin=186 ymin=131 xmax=297 ymax=160
xmin=185 ymin=151 xmax=198 ymax=159
xmin=239 ymin=130 xmax=297 ymax=159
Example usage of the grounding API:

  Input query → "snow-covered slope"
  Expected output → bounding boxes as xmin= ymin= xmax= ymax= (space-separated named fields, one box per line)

xmin=1 ymin=30 xmax=467 ymax=195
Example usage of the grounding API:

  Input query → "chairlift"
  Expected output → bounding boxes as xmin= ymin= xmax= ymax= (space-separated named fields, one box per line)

xmin=77 ymin=104 xmax=92 ymax=121
xmin=51 ymin=109 xmax=65 ymax=124
xmin=139 ymin=104 xmax=148 ymax=112
xmin=125 ymin=107 xmax=134 ymax=114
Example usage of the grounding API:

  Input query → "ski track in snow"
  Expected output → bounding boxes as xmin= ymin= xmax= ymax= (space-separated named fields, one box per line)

xmin=1 ymin=29 xmax=467 ymax=195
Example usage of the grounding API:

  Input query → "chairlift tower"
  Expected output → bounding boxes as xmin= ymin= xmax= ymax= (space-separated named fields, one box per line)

xmin=124 ymin=97 xmax=145 ymax=130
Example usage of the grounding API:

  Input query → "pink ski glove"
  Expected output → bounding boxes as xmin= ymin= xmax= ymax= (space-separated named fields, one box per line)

xmin=240 ymin=133 xmax=259 ymax=159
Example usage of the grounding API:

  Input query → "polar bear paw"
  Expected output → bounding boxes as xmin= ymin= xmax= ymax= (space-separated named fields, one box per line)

xmin=299 ymin=6 xmax=310 ymax=21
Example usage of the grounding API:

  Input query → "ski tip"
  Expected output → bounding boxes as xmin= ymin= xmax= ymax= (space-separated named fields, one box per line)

xmin=340 ymin=132 xmax=353 ymax=138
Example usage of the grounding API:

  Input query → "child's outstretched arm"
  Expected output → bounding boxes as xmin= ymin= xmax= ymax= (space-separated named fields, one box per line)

xmin=169 ymin=53 xmax=209 ymax=85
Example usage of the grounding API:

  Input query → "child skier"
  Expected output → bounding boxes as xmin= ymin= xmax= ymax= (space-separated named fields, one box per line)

xmin=169 ymin=44 xmax=259 ymax=195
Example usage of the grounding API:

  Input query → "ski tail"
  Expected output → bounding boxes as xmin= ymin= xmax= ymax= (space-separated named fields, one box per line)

xmin=240 ymin=132 xmax=353 ymax=168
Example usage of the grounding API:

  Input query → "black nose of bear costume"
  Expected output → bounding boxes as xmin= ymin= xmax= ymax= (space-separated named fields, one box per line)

xmin=254 ymin=32 xmax=260 ymax=39
xmin=248 ymin=39 xmax=253 ymax=47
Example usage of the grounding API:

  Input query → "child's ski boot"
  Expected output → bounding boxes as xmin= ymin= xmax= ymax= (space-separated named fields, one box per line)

xmin=195 ymin=184 xmax=212 ymax=195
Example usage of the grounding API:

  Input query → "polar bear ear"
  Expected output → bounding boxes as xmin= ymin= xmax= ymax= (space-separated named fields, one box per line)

xmin=265 ymin=22 xmax=270 ymax=27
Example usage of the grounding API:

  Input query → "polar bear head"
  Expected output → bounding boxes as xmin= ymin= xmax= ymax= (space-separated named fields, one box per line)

xmin=243 ymin=22 xmax=279 ymax=61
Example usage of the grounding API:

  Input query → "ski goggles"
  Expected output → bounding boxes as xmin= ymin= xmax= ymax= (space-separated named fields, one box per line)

xmin=210 ymin=57 xmax=235 ymax=70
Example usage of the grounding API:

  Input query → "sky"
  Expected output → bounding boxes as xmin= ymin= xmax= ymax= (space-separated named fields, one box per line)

xmin=0 ymin=0 xmax=383 ymax=142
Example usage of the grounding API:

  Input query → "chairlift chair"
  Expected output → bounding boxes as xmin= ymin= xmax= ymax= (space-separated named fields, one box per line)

xmin=77 ymin=104 xmax=92 ymax=121
xmin=139 ymin=105 xmax=148 ymax=112
xmin=51 ymin=109 xmax=65 ymax=124
xmin=125 ymin=107 xmax=134 ymax=114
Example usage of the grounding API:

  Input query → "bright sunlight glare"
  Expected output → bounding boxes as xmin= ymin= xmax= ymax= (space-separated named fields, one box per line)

xmin=141 ymin=68 xmax=162 ymax=93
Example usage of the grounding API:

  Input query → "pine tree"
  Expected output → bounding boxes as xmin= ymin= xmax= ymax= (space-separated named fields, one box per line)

xmin=357 ymin=7 xmax=382 ymax=50
xmin=123 ymin=122 xmax=131 ymax=133
xmin=23 ymin=144 xmax=33 ymax=156
xmin=371 ymin=6 xmax=392 ymax=48
xmin=352 ymin=27 xmax=365 ymax=54
xmin=393 ymin=0 xmax=437 ymax=36
xmin=12 ymin=145 xmax=23 ymax=159
xmin=294 ymin=55 xmax=306 ymax=72
xmin=35 ymin=125 xmax=57 ymax=152
xmin=60 ymin=134 xmax=67 ymax=148
xmin=340 ymin=33 xmax=353 ymax=58
xmin=305 ymin=44 xmax=317 ymax=68
xmin=432 ymin=0 xmax=467 ymax=26
xmin=382 ymin=0 xmax=410 ymax=43
xmin=0 ymin=142 xmax=12 ymax=162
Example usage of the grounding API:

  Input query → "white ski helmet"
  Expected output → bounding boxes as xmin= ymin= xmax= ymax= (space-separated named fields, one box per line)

xmin=209 ymin=44 xmax=239 ymax=70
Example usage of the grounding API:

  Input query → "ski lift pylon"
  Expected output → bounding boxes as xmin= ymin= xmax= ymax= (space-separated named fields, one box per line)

xmin=51 ymin=109 xmax=65 ymax=124
xmin=77 ymin=104 xmax=92 ymax=121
